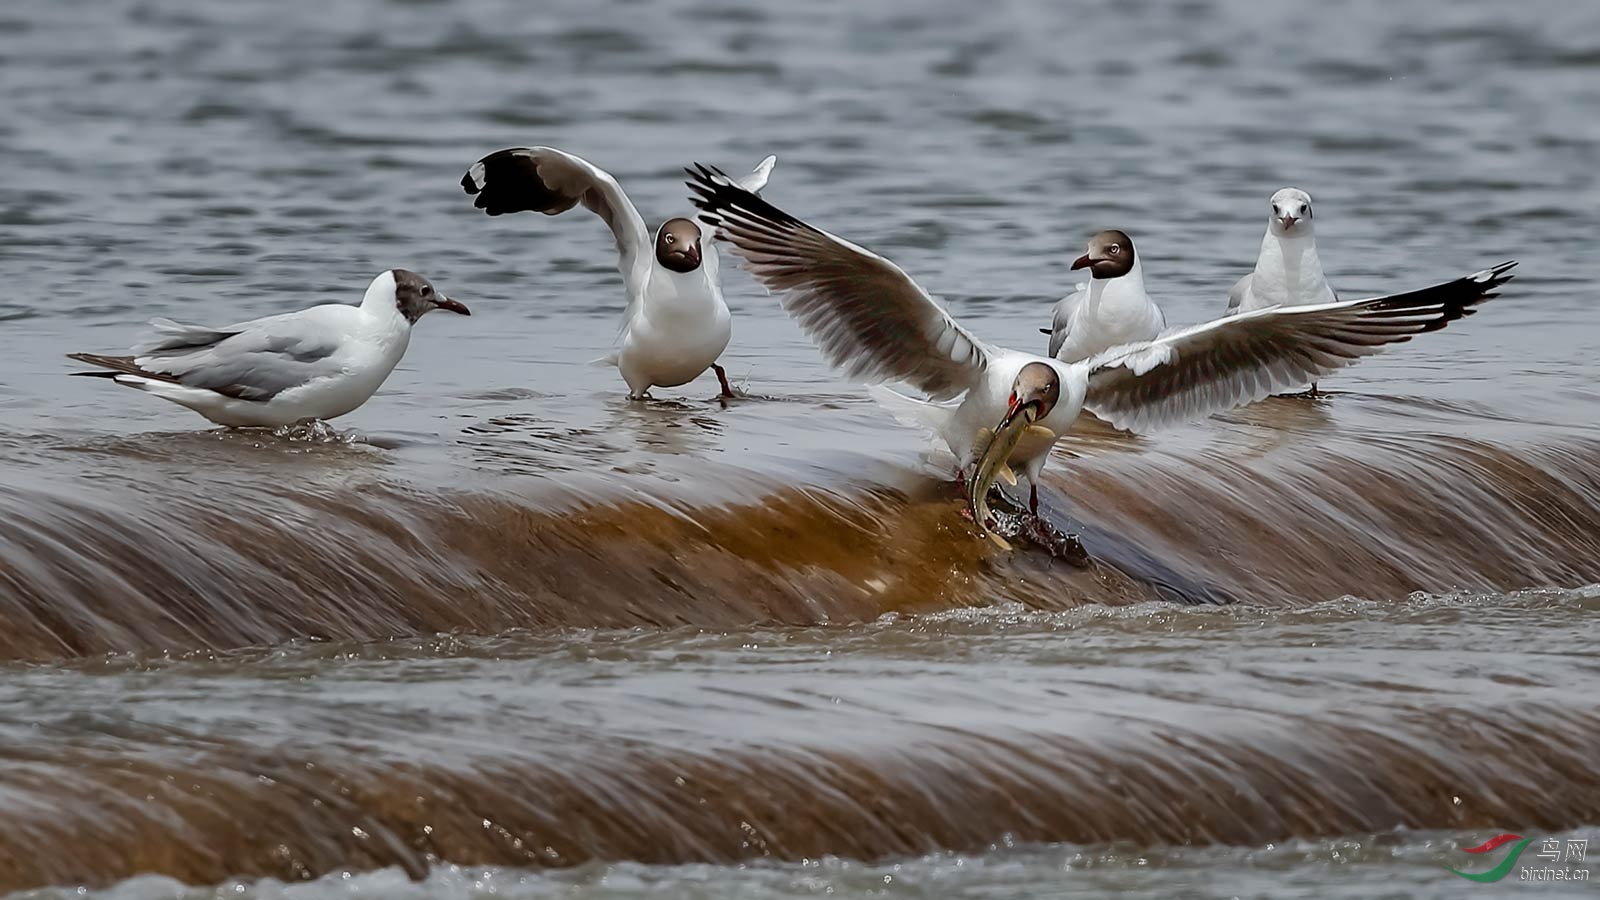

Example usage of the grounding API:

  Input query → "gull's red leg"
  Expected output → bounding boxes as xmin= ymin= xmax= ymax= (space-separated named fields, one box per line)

xmin=712 ymin=364 xmax=736 ymax=398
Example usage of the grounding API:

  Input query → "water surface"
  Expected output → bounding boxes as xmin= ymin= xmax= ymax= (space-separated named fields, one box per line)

xmin=1 ymin=0 xmax=1598 ymax=896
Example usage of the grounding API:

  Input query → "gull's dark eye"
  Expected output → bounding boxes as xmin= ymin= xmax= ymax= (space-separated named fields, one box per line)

xmin=421 ymin=285 xmax=433 ymax=297
xmin=1109 ymin=244 xmax=1121 ymax=255
xmin=664 ymin=233 xmax=675 ymax=244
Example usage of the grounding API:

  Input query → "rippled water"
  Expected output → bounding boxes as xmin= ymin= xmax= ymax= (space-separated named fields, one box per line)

xmin=2 ymin=0 xmax=1599 ymax=896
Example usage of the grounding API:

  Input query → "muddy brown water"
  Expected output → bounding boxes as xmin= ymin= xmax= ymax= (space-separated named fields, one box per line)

xmin=2 ymin=0 xmax=1600 ymax=896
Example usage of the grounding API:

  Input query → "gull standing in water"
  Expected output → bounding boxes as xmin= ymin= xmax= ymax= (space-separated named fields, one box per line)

xmin=462 ymin=146 xmax=775 ymax=399
xmin=687 ymin=165 xmax=1514 ymax=522
xmin=1229 ymin=187 xmax=1338 ymax=393
xmin=1042 ymin=229 xmax=1166 ymax=362
xmin=1229 ymin=188 xmax=1337 ymax=313
xmin=67 ymin=269 xmax=469 ymax=427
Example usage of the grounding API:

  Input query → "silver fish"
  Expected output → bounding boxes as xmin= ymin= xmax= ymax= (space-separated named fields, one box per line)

xmin=967 ymin=415 xmax=1055 ymax=549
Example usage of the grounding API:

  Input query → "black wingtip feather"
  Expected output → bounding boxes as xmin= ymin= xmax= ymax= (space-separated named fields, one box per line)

xmin=1365 ymin=259 xmax=1519 ymax=335
xmin=460 ymin=148 xmax=576 ymax=217
xmin=686 ymin=163 xmax=805 ymax=234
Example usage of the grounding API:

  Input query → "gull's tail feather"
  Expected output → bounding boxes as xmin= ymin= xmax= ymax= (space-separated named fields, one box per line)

xmin=866 ymin=385 xmax=955 ymax=434
xmin=65 ymin=352 xmax=178 ymax=384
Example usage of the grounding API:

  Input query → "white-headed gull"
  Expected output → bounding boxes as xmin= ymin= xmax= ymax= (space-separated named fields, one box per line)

xmin=1042 ymin=229 xmax=1166 ymax=362
xmin=461 ymin=145 xmax=776 ymax=399
xmin=1229 ymin=187 xmax=1338 ymax=313
xmin=687 ymin=165 xmax=1514 ymax=518
xmin=1228 ymin=187 xmax=1340 ymax=393
xmin=68 ymin=269 xmax=468 ymax=427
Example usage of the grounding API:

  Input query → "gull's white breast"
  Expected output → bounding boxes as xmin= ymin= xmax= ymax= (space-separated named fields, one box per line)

xmin=616 ymin=263 xmax=732 ymax=389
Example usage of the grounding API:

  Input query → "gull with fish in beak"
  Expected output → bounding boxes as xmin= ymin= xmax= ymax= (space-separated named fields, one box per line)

xmin=687 ymin=165 xmax=1516 ymax=545
xmin=963 ymin=361 xmax=1062 ymax=546
xmin=462 ymin=145 xmax=776 ymax=399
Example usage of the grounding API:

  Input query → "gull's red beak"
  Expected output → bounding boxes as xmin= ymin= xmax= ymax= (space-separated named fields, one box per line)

xmin=1001 ymin=393 xmax=1041 ymax=429
xmin=434 ymin=297 xmax=470 ymax=316
xmin=1071 ymin=253 xmax=1093 ymax=270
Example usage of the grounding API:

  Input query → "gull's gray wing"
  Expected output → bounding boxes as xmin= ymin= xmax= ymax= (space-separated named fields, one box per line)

xmin=133 ymin=318 xmax=240 ymax=354
xmin=131 ymin=309 xmax=349 ymax=401
xmin=1084 ymin=262 xmax=1516 ymax=434
xmin=687 ymin=164 xmax=994 ymax=400
xmin=1044 ymin=284 xmax=1086 ymax=359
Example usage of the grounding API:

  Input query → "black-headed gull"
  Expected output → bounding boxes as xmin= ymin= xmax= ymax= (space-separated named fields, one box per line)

xmin=687 ymin=165 xmax=1514 ymax=518
xmin=68 ymin=269 xmax=468 ymax=427
xmin=1043 ymin=229 xmax=1166 ymax=362
xmin=461 ymin=145 xmax=776 ymax=399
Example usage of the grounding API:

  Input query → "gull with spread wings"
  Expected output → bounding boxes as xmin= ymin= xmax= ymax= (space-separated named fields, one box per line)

xmin=687 ymin=164 xmax=1515 ymax=530
xmin=463 ymin=146 xmax=775 ymax=399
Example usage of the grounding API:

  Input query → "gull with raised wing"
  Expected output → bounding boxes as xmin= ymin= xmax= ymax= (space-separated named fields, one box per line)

xmin=67 ymin=269 xmax=469 ymax=427
xmin=1042 ymin=229 xmax=1166 ymax=362
xmin=687 ymin=165 xmax=1514 ymax=531
xmin=462 ymin=146 xmax=776 ymax=399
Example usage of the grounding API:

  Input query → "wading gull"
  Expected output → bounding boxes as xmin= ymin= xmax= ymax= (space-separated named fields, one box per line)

xmin=462 ymin=145 xmax=775 ymax=399
xmin=67 ymin=269 xmax=468 ymax=427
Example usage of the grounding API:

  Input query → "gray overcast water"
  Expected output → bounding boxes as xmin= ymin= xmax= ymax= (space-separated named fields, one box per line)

xmin=1 ymin=0 xmax=1599 ymax=897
